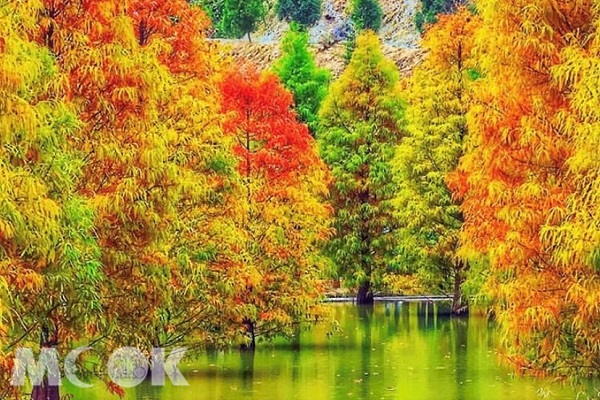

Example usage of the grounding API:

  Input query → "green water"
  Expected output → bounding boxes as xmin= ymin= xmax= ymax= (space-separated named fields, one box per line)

xmin=67 ymin=302 xmax=592 ymax=399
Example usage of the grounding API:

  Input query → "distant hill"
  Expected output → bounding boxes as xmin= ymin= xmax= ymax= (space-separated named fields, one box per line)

xmin=216 ymin=0 xmax=424 ymax=77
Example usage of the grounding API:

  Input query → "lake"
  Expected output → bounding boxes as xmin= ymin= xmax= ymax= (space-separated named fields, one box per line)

xmin=66 ymin=302 xmax=592 ymax=399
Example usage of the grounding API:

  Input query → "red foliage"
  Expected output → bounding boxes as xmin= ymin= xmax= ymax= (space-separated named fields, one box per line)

xmin=220 ymin=66 xmax=317 ymax=184
xmin=105 ymin=380 xmax=126 ymax=398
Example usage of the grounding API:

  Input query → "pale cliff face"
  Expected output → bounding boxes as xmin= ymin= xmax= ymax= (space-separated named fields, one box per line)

xmin=221 ymin=0 xmax=423 ymax=76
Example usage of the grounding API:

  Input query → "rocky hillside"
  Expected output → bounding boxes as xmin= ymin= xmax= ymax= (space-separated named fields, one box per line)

xmin=218 ymin=0 xmax=424 ymax=77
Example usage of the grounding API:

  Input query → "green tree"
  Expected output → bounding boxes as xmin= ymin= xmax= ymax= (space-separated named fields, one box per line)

xmin=190 ymin=0 xmax=225 ymax=33
xmin=415 ymin=0 xmax=460 ymax=33
xmin=221 ymin=0 xmax=266 ymax=42
xmin=393 ymin=8 xmax=480 ymax=314
xmin=276 ymin=0 xmax=322 ymax=27
xmin=273 ymin=24 xmax=330 ymax=135
xmin=318 ymin=32 xmax=403 ymax=304
xmin=351 ymin=0 xmax=383 ymax=32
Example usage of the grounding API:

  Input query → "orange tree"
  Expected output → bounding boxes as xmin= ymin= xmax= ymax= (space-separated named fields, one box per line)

xmin=33 ymin=0 xmax=244 ymax=357
xmin=125 ymin=0 xmax=247 ymax=351
xmin=450 ymin=0 xmax=599 ymax=377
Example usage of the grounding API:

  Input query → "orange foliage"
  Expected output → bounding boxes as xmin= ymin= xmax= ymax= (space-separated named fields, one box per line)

xmin=449 ymin=0 xmax=598 ymax=376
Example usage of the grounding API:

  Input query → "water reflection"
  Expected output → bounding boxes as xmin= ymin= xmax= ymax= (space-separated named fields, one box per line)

xmin=65 ymin=302 xmax=590 ymax=400
xmin=240 ymin=350 xmax=255 ymax=390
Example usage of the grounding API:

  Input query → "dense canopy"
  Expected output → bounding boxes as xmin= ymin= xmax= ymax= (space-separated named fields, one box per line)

xmin=2 ymin=0 xmax=600 ymax=398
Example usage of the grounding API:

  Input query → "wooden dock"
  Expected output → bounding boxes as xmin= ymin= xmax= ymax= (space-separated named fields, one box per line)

xmin=324 ymin=295 xmax=453 ymax=303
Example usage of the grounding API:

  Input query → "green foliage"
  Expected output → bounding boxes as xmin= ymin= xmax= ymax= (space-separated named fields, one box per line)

xmin=415 ymin=0 xmax=457 ymax=33
xmin=221 ymin=0 xmax=266 ymax=40
xmin=318 ymin=32 xmax=403 ymax=301
xmin=190 ymin=0 xmax=225 ymax=32
xmin=351 ymin=0 xmax=383 ymax=32
xmin=273 ymin=24 xmax=330 ymax=134
xmin=461 ymin=257 xmax=491 ymax=303
xmin=276 ymin=0 xmax=322 ymax=27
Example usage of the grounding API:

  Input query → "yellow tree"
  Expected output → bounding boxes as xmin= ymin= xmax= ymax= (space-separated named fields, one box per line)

xmin=0 ymin=2 xmax=103 ymax=398
xmin=541 ymin=0 xmax=600 ymax=377
xmin=394 ymin=8 xmax=481 ymax=314
xmin=450 ymin=0 xmax=598 ymax=376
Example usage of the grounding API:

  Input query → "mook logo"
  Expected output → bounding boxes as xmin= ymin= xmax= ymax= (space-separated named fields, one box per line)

xmin=11 ymin=347 xmax=189 ymax=388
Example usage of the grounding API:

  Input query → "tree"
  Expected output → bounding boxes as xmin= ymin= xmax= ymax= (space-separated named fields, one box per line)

xmin=393 ymin=8 xmax=480 ymax=314
xmin=273 ymin=24 xmax=330 ymax=135
xmin=415 ymin=0 xmax=461 ymax=33
xmin=221 ymin=0 xmax=266 ymax=42
xmin=36 ymin=0 xmax=184 ymax=357
xmin=544 ymin=5 xmax=600 ymax=376
xmin=0 ymin=2 xmax=103 ymax=399
xmin=220 ymin=66 xmax=332 ymax=348
xmin=449 ymin=0 xmax=597 ymax=377
xmin=318 ymin=32 xmax=403 ymax=305
xmin=276 ymin=0 xmax=322 ymax=27
xmin=34 ymin=0 xmax=244 ymax=366
xmin=190 ymin=0 xmax=225 ymax=33
xmin=351 ymin=0 xmax=383 ymax=32
xmin=127 ymin=0 xmax=247 ymax=352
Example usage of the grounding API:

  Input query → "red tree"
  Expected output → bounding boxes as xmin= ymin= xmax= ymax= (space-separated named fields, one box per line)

xmin=218 ymin=66 xmax=332 ymax=348
xmin=221 ymin=66 xmax=318 ymax=185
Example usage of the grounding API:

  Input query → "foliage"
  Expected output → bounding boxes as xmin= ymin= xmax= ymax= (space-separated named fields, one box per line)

xmin=220 ymin=66 xmax=332 ymax=347
xmin=29 ymin=0 xmax=247 ymax=367
xmin=415 ymin=0 xmax=460 ymax=33
xmin=381 ymin=274 xmax=426 ymax=296
xmin=0 ymin=1 xmax=103 ymax=396
xmin=221 ymin=0 xmax=266 ymax=41
xmin=127 ymin=0 xmax=246 ymax=352
xmin=277 ymin=0 xmax=322 ymax=27
xmin=393 ymin=8 xmax=480 ymax=313
xmin=273 ymin=24 xmax=330 ymax=135
xmin=4 ymin=0 xmax=600 ymax=389
xmin=351 ymin=0 xmax=383 ymax=32
xmin=318 ymin=32 xmax=403 ymax=304
xmin=449 ymin=0 xmax=600 ymax=378
xmin=190 ymin=0 xmax=225 ymax=33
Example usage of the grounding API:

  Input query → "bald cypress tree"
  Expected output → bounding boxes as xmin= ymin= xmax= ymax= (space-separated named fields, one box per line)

xmin=273 ymin=24 xmax=330 ymax=135
xmin=318 ymin=32 xmax=403 ymax=304
xmin=351 ymin=0 xmax=383 ymax=32
xmin=393 ymin=8 xmax=480 ymax=314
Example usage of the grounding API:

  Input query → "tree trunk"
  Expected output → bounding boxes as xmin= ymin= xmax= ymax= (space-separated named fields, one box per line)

xmin=31 ymin=326 xmax=60 ymax=400
xmin=247 ymin=31 xmax=252 ymax=43
xmin=241 ymin=318 xmax=256 ymax=350
xmin=356 ymin=281 xmax=374 ymax=305
xmin=451 ymin=264 xmax=468 ymax=315
xmin=31 ymin=378 xmax=60 ymax=400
